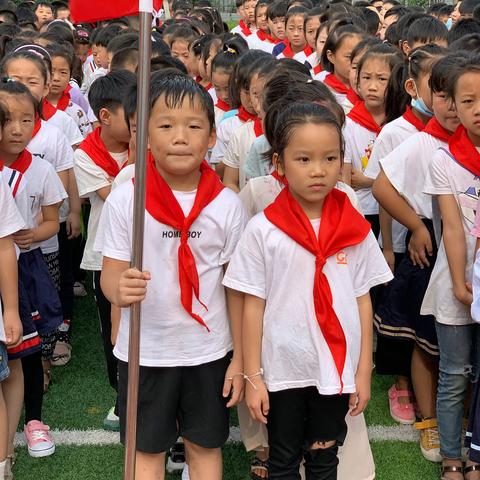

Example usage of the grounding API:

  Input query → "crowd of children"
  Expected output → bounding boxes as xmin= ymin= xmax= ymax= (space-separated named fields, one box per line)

xmin=1 ymin=0 xmax=480 ymax=479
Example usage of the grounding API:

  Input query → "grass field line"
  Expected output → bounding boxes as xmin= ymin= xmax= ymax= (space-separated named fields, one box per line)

xmin=13 ymin=424 xmax=419 ymax=447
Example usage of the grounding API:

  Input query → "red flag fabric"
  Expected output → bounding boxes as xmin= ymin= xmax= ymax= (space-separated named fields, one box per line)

xmin=71 ymin=0 xmax=164 ymax=23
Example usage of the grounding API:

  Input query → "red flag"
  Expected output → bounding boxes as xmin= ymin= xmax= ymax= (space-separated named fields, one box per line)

xmin=70 ymin=0 xmax=163 ymax=23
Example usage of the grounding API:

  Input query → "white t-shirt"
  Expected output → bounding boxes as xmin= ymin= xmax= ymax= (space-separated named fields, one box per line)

xmin=365 ymin=115 xmax=423 ymax=253
xmin=223 ymin=120 xmax=256 ymax=189
xmin=27 ymin=120 xmax=74 ymax=225
xmin=276 ymin=49 xmax=310 ymax=64
xmin=305 ymin=51 xmax=320 ymax=70
xmin=421 ymin=147 xmax=479 ymax=326
xmin=344 ymin=117 xmax=378 ymax=215
xmin=210 ymin=115 xmax=242 ymax=165
xmin=214 ymin=106 xmax=228 ymax=128
xmin=239 ymin=176 xmax=361 ymax=219
xmin=223 ymin=207 xmax=393 ymax=394
xmin=0 ymin=174 xmax=26 ymax=342
xmin=95 ymin=181 xmax=248 ymax=366
xmin=1 ymin=167 xmax=32 ymax=230
xmin=112 ymin=163 xmax=135 ymax=190
xmin=74 ymin=148 xmax=128 ymax=270
xmin=20 ymin=157 xmax=67 ymax=253
xmin=47 ymin=110 xmax=84 ymax=147
xmin=247 ymin=32 xmax=276 ymax=53
xmin=64 ymin=101 xmax=93 ymax=138
xmin=230 ymin=24 xmax=256 ymax=40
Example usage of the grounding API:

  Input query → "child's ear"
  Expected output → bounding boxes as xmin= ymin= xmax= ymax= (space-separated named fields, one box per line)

xmin=326 ymin=49 xmax=335 ymax=65
xmin=404 ymin=77 xmax=417 ymax=99
xmin=402 ymin=41 xmax=411 ymax=56
xmin=99 ymin=107 xmax=111 ymax=126
xmin=272 ymin=153 xmax=284 ymax=176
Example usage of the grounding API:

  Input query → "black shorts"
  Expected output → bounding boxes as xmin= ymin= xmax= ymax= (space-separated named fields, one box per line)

xmin=118 ymin=353 xmax=231 ymax=454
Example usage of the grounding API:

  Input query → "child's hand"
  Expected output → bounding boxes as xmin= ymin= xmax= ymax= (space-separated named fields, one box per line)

xmin=383 ymin=249 xmax=395 ymax=273
xmin=408 ymin=224 xmax=432 ymax=269
xmin=3 ymin=310 xmax=23 ymax=347
xmin=454 ymin=282 xmax=473 ymax=306
xmin=351 ymin=169 xmax=372 ymax=190
xmin=117 ymin=268 xmax=151 ymax=307
xmin=12 ymin=229 xmax=35 ymax=250
xmin=350 ymin=370 xmax=371 ymax=416
xmin=245 ymin=375 xmax=269 ymax=424
xmin=67 ymin=212 xmax=82 ymax=239
xmin=223 ymin=355 xmax=244 ymax=408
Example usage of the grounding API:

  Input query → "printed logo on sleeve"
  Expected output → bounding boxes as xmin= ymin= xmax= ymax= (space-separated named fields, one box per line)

xmin=336 ymin=251 xmax=347 ymax=265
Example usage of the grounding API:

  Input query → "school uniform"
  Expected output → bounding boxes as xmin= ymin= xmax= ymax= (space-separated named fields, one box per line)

xmin=223 ymin=115 xmax=262 ymax=189
xmin=247 ymin=29 xmax=280 ymax=53
xmin=214 ymin=99 xmax=232 ymax=127
xmin=224 ymin=187 xmax=392 ymax=476
xmin=95 ymin=156 xmax=248 ymax=453
xmin=274 ymin=40 xmax=313 ymax=64
xmin=41 ymin=100 xmax=84 ymax=147
xmin=344 ymin=102 xmax=382 ymax=232
xmin=342 ymin=89 xmax=361 ymax=114
xmin=210 ymin=112 xmax=243 ymax=166
xmin=231 ymin=20 xmax=256 ymax=40
xmin=323 ymin=73 xmax=349 ymax=106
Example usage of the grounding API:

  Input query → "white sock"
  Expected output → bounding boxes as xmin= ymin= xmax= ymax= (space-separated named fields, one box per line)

xmin=0 ymin=459 xmax=6 ymax=477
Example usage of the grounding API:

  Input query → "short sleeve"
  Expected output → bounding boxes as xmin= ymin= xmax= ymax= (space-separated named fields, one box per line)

xmin=238 ymin=181 xmax=256 ymax=219
xmin=74 ymin=149 xmax=111 ymax=198
xmin=424 ymin=150 xmax=451 ymax=195
xmin=365 ymin=134 xmax=393 ymax=180
xmin=95 ymin=185 xmax=132 ymax=262
xmin=222 ymin=216 xmax=267 ymax=299
xmin=350 ymin=231 xmax=393 ymax=297
xmin=222 ymin=129 xmax=240 ymax=169
xmin=0 ymin=175 xmax=25 ymax=237
xmin=42 ymin=165 xmax=68 ymax=206
xmin=343 ymin=123 xmax=353 ymax=165
xmin=63 ymin=114 xmax=84 ymax=147
xmin=471 ymin=199 xmax=480 ymax=237
xmin=219 ymin=192 xmax=248 ymax=265
xmin=55 ymin=131 xmax=74 ymax=172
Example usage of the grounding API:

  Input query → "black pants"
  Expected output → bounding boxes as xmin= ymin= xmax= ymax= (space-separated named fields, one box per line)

xmin=22 ymin=351 xmax=43 ymax=423
xmin=267 ymin=388 xmax=350 ymax=480
xmin=93 ymin=271 xmax=118 ymax=412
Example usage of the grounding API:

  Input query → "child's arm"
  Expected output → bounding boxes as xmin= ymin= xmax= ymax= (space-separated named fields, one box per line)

xmin=243 ymin=293 xmax=269 ymax=424
xmin=67 ymin=169 xmax=82 ymax=239
xmin=350 ymin=292 xmax=373 ymax=416
xmin=0 ymin=235 xmax=22 ymax=346
xmin=100 ymin=257 xmax=151 ymax=307
xmin=351 ymin=169 xmax=374 ymax=190
xmin=373 ymin=171 xmax=432 ymax=268
xmin=438 ymin=194 xmax=472 ymax=306
xmin=96 ymin=185 xmax=112 ymax=201
xmin=379 ymin=206 xmax=395 ymax=272
xmin=223 ymin=287 xmax=245 ymax=407
xmin=12 ymin=203 xmax=60 ymax=250
xmin=223 ymin=165 xmax=240 ymax=193
xmin=110 ymin=304 xmax=121 ymax=345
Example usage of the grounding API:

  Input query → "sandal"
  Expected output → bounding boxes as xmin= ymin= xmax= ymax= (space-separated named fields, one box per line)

xmin=51 ymin=342 xmax=72 ymax=367
xmin=441 ymin=464 xmax=464 ymax=480
xmin=251 ymin=457 xmax=269 ymax=479
xmin=465 ymin=464 xmax=480 ymax=479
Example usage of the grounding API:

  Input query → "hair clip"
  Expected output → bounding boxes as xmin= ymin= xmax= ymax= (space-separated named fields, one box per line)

xmin=2 ymin=77 xmax=14 ymax=83
xmin=225 ymin=47 xmax=237 ymax=54
xmin=307 ymin=79 xmax=313 ymax=84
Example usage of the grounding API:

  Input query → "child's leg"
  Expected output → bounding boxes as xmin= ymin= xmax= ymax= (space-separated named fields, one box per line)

xmin=3 ymin=360 xmax=23 ymax=456
xmin=183 ymin=440 xmax=221 ymax=480
xmin=411 ymin=345 xmax=438 ymax=418
xmin=436 ymin=322 xmax=477 ymax=461
xmin=267 ymin=388 xmax=307 ymax=478
xmin=303 ymin=391 xmax=350 ymax=480
xmin=135 ymin=451 xmax=166 ymax=480
xmin=21 ymin=352 xmax=43 ymax=423
xmin=0 ymin=385 xmax=7 ymax=469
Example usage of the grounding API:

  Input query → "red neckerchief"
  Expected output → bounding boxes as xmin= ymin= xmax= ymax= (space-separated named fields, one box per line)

xmin=254 ymin=117 xmax=263 ymax=137
xmin=271 ymin=170 xmax=287 ymax=185
xmin=195 ymin=75 xmax=202 ymax=83
xmin=144 ymin=153 xmax=224 ymax=330
xmin=313 ymin=64 xmax=323 ymax=75
xmin=423 ymin=117 xmax=452 ymax=143
xmin=204 ymin=82 xmax=212 ymax=91
xmin=264 ymin=187 xmax=371 ymax=393
xmin=449 ymin=125 xmax=480 ymax=177
xmin=56 ymin=87 xmax=71 ymax=112
xmin=8 ymin=150 xmax=33 ymax=174
xmin=31 ymin=116 xmax=42 ymax=140
xmin=238 ymin=19 xmax=252 ymax=36
xmin=257 ymin=29 xmax=280 ymax=44
xmin=281 ymin=40 xmax=312 ymax=58
xmin=41 ymin=99 xmax=57 ymax=121
xmin=324 ymin=73 xmax=349 ymax=95
xmin=79 ymin=127 xmax=127 ymax=178
xmin=402 ymin=105 xmax=426 ymax=132
xmin=346 ymin=88 xmax=360 ymax=106
xmin=237 ymin=106 xmax=256 ymax=123
xmin=347 ymin=101 xmax=382 ymax=135
xmin=215 ymin=99 xmax=231 ymax=112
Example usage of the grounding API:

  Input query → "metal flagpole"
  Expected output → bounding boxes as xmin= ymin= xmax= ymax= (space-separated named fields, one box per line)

xmin=124 ymin=1 xmax=152 ymax=479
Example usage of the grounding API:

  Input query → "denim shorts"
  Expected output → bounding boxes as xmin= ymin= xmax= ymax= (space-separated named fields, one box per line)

xmin=0 ymin=342 xmax=10 ymax=382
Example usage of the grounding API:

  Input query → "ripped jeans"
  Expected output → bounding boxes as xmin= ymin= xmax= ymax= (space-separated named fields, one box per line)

xmin=267 ymin=388 xmax=350 ymax=480
xmin=436 ymin=321 xmax=480 ymax=459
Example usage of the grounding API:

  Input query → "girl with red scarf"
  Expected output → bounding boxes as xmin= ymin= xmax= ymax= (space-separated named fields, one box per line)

xmin=224 ymin=103 xmax=392 ymax=479
xmin=372 ymin=55 xmax=461 ymax=467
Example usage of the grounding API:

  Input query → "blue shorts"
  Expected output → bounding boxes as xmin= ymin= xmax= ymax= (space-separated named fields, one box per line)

xmin=0 ymin=342 xmax=10 ymax=382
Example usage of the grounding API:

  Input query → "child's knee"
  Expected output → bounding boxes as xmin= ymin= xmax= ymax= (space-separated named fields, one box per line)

xmin=184 ymin=439 xmax=221 ymax=459
xmin=135 ymin=451 xmax=165 ymax=480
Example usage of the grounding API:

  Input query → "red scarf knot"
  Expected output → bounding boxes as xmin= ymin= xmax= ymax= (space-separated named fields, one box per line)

xmin=324 ymin=73 xmax=349 ymax=95
xmin=449 ymin=125 xmax=480 ymax=178
xmin=8 ymin=150 xmax=33 ymax=174
xmin=144 ymin=153 xmax=225 ymax=330
xmin=237 ymin=106 xmax=256 ymax=123
xmin=423 ymin=117 xmax=452 ymax=143
xmin=402 ymin=105 xmax=427 ymax=132
xmin=264 ymin=187 xmax=371 ymax=393
xmin=347 ymin=101 xmax=382 ymax=135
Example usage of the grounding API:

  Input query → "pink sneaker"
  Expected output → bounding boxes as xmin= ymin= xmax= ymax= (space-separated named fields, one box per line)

xmin=388 ymin=385 xmax=415 ymax=425
xmin=24 ymin=420 xmax=55 ymax=458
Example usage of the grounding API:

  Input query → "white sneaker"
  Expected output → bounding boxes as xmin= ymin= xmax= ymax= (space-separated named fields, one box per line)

xmin=182 ymin=464 xmax=190 ymax=480
xmin=24 ymin=420 xmax=55 ymax=458
xmin=166 ymin=439 xmax=185 ymax=473
xmin=73 ymin=281 xmax=87 ymax=297
xmin=103 ymin=406 xmax=120 ymax=431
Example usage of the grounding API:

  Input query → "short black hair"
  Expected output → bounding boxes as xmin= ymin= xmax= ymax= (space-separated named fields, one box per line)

xmin=88 ymin=70 xmax=137 ymax=118
xmin=406 ymin=15 xmax=448 ymax=46
xmin=149 ymin=70 xmax=214 ymax=130
xmin=46 ymin=43 xmax=74 ymax=70
xmin=359 ymin=7 xmax=381 ymax=35
xmin=429 ymin=52 xmax=468 ymax=93
xmin=122 ymin=80 xmax=137 ymax=129
xmin=110 ymin=47 xmax=139 ymax=72
xmin=267 ymin=0 xmax=288 ymax=19
xmin=395 ymin=12 xmax=427 ymax=43
xmin=91 ymin=25 xmax=124 ymax=48
xmin=34 ymin=2 xmax=53 ymax=13
xmin=107 ymin=33 xmax=139 ymax=54
xmin=0 ymin=78 xmax=40 ymax=118
xmin=460 ymin=0 xmax=480 ymax=15
xmin=449 ymin=32 xmax=480 ymax=51
xmin=448 ymin=18 xmax=480 ymax=44
xmin=384 ymin=4 xmax=408 ymax=20
xmin=150 ymin=54 xmax=188 ymax=74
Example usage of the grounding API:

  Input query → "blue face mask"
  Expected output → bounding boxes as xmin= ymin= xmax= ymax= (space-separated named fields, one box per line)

xmin=411 ymin=97 xmax=434 ymax=118
xmin=446 ymin=17 xmax=453 ymax=30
